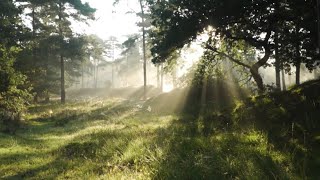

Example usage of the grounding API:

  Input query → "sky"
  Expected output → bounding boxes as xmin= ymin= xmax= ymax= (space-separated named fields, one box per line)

xmin=76 ymin=0 xmax=141 ymax=42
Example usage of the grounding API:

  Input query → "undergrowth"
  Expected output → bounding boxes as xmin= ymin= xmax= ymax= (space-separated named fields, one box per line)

xmin=0 ymin=80 xmax=319 ymax=179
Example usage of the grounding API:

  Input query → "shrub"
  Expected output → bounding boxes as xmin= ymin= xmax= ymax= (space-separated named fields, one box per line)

xmin=0 ymin=45 xmax=31 ymax=133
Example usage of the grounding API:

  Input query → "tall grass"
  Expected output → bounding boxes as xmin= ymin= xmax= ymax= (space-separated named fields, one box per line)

xmin=1 ymin=95 xmax=317 ymax=179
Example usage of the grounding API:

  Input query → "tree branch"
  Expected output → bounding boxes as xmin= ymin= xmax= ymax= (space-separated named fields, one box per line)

xmin=206 ymin=44 xmax=251 ymax=69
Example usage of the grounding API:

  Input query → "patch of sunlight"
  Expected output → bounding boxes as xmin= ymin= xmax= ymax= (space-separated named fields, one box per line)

xmin=35 ymin=124 xmax=126 ymax=141
xmin=212 ymin=134 xmax=223 ymax=141
xmin=120 ymin=138 xmax=146 ymax=162
xmin=162 ymin=83 xmax=173 ymax=93
xmin=244 ymin=131 xmax=266 ymax=144
xmin=270 ymin=151 xmax=288 ymax=163
xmin=1 ymin=155 xmax=55 ymax=178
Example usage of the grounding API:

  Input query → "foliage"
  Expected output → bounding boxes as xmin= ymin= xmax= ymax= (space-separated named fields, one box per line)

xmin=232 ymin=79 xmax=320 ymax=178
xmin=233 ymin=79 xmax=320 ymax=134
xmin=0 ymin=46 xmax=31 ymax=113
xmin=0 ymin=0 xmax=26 ymax=46
xmin=147 ymin=0 xmax=318 ymax=91
xmin=0 ymin=45 xmax=31 ymax=133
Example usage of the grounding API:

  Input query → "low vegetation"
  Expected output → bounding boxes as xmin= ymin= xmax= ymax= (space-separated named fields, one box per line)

xmin=1 ymin=80 xmax=319 ymax=179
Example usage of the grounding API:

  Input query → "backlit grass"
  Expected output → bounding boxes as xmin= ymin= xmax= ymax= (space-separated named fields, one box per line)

xmin=0 ymin=98 xmax=313 ymax=179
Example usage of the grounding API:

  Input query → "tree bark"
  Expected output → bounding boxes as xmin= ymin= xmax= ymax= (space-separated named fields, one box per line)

xmin=142 ymin=27 xmax=147 ymax=100
xmin=296 ymin=61 xmax=301 ymax=85
xmin=295 ymin=27 xmax=301 ymax=85
xmin=160 ymin=63 xmax=164 ymax=92
xmin=59 ymin=1 xmax=65 ymax=104
xmin=281 ymin=69 xmax=286 ymax=91
xmin=250 ymin=67 xmax=264 ymax=93
xmin=157 ymin=64 xmax=160 ymax=88
xmin=139 ymin=0 xmax=147 ymax=100
xmin=60 ymin=55 xmax=66 ymax=103
xmin=275 ymin=30 xmax=281 ymax=91
xmin=32 ymin=5 xmax=38 ymax=103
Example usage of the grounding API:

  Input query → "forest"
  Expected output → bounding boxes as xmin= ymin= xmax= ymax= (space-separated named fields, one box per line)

xmin=0 ymin=0 xmax=320 ymax=179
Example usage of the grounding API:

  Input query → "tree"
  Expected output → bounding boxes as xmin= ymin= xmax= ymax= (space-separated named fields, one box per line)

xmin=148 ymin=0 xmax=318 ymax=92
xmin=0 ymin=0 xmax=27 ymax=47
xmin=85 ymin=35 xmax=109 ymax=88
xmin=118 ymin=34 xmax=142 ymax=87
xmin=148 ymin=0 xmax=274 ymax=92
xmin=115 ymin=0 xmax=151 ymax=99
xmin=139 ymin=0 xmax=148 ymax=100
xmin=46 ymin=0 xmax=95 ymax=103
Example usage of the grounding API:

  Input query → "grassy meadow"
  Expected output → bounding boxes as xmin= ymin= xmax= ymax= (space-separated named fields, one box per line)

xmin=1 ymin=91 xmax=316 ymax=179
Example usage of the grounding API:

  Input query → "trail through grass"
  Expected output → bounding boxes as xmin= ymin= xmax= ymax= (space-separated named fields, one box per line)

xmin=0 ymin=98 xmax=313 ymax=179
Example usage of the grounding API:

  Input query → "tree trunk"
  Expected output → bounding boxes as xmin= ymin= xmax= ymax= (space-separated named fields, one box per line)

xmin=60 ymin=55 xmax=66 ymax=103
xmin=81 ymin=64 xmax=84 ymax=88
xmin=281 ymin=69 xmax=286 ymax=91
xmin=295 ymin=28 xmax=301 ymax=85
xmin=317 ymin=0 xmax=320 ymax=54
xmin=59 ymin=1 xmax=65 ymax=104
xmin=275 ymin=30 xmax=281 ymax=91
xmin=160 ymin=63 xmax=164 ymax=92
xmin=32 ymin=5 xmax=38 ymax=104
xmin=200 ymin=77 xmax=207 ymax=108
xmin=32 ymin=6 xmax=36 ymax=59
xmin=96 ymin=64 xmax=99 ymax=88
xmin=139 ymin=0 xmax=147 ymax=100
xmin=250 ymin=67 xmax=264 ymax=93
xmin=157 ymin=64 xmax=160 ymax=88
xmin=206 ymin=31 xmax=271 ymax=93
xmin=296 ymin=61 xmax=301 ymax=85
xmin=274 ymin=1 xmax=281 ymax=91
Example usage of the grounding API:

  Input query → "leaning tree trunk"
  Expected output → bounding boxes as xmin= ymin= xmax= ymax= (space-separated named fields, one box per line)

xmin=206 ymin=31 xmax=271 ymax=93
xmin=250 ymin=67 xmax=265 ymax=93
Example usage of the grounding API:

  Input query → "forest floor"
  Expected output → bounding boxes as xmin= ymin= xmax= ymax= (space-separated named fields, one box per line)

xmin=0 ymin=92 xmax=318 ymax=179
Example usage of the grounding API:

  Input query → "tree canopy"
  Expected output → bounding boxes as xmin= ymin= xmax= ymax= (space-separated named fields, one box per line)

xmin=147 ymin=0 xmax=319 ymax=91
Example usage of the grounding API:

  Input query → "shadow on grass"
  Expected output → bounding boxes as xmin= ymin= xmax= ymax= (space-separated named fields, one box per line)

xmin=151 ymin=115 xmax=293 ymax=180
xmin=1 ymin=99 xmax=165 ymax=179
xmin=1 ymin=126 xmax=138 ymax=179
xmin=23 ymin=100 xmax=138 ymax=138
xmin=149 ymin=61 xmax=297 ymax=179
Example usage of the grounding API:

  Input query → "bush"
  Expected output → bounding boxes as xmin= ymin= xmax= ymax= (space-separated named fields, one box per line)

xmin=232 ymin=80 xmax=320 ymax=146
xmin=0 ymin=45 xmax=31 ymax=133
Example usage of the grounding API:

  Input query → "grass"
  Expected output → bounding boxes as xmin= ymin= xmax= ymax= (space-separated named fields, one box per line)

xmin=0 ymin=97 xmax=317 ymax=179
